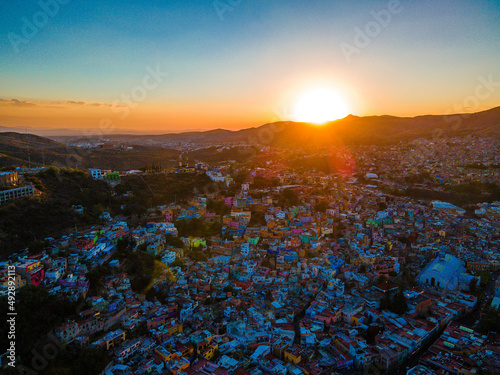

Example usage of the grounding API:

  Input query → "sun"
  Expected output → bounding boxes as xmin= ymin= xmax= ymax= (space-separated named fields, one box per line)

xmin=293 ymin=88 xmax=350 ymax=125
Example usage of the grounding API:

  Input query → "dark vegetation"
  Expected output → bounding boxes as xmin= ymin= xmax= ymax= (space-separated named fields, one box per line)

xmin=186 ymin=248 xmax=209 ymax=262
xmin=380 ymin=290 xmax=408 ymax=315
xmin=387 ymin=182 xmax=500 ymax=207
xmin=288 ymin=155 xmax=355 ymax=175
xmin=0 ymin=168 xmax=213 ymax=257
xmin=86 ymin=239 xmax=158 ymax=294
xmin=187 ymin=146 xmax=252 ymax=163
xmin=480 ymin=306 xmax=500 ymax=333
xmin=0 ymin=286 xmax=88 ymax=369
xmin=115 ymin=172 xmax=213 ymax=208
xmin=175 ymin=218 xmax=222 ymax=238
xmin=206 ymin=199 xmax=231 ymax=216
xmin=251 ymin=175 xmax=281 ymax=189
xmin=0 ymin=167 xmax=110 ymax=257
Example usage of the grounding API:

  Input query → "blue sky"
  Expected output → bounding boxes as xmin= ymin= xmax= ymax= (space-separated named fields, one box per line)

xmin=0 ymin=0 xmax=499 ymax=130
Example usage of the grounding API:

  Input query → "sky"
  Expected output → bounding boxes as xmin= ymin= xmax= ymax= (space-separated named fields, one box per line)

xmin=0 ymin=0 xmax=499 ymax=133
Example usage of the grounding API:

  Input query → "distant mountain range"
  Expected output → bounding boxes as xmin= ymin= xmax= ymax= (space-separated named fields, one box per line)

xmin=49 ymin=106 xmax=500 ymax=146
xmin=0 ymin=126 xmax=194 ymax=137
xmin=1 ymin=106 xmax=499 ymax=168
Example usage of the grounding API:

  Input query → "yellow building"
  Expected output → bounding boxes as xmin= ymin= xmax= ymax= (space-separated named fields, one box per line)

xmin=94 ymin=329 xmax=126 ymax=350
xmin=169 ymin=357 xmax=190 ymax=375
xmin=272 ymin=340 xmax=289 ymax=359
xmin=1 ymin=274 xmax=26 ymax=291
xmin=177 ymin=342 xmax=194 ymax=358
xmin=351 ymin=312 xmax=363 ymax=326
xmin=198 ymin=340 xmax=218 ymax=360
xmin=155 ymin=346 xmax=180 ymax=362
xmin=284 ymin=346 xmax=302 ymax=365
xmin=164 ymin=320 xmax=183 ymax=336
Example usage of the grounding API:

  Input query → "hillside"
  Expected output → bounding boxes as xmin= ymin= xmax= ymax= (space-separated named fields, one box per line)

xmin=0 ymin=132 xmax=75 ymax=168
xmin=0 ymin=168 xmax=214 ymax=256
xmin=53 ymin=106 xmax=500 ymax=147
xmin=0 ymin=132 xmax=180 ymax=170
xmin=0 ymin=168 xmax=111 ymax=257
xmin=1 ymin=107 xmax=499 ymax=169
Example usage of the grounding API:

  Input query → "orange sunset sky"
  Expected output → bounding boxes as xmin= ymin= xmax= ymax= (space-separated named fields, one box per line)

xmin=1 ymin=0 xmax=499 ymax=133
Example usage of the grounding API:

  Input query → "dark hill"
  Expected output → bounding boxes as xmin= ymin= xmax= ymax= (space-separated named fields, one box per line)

xmin=72 ymin=106 xmax=500 ymax=146
xmin=2 ymin=107 xmax=499 ymax=167
xmin=0 ymin=132 xmax=179 ymax=170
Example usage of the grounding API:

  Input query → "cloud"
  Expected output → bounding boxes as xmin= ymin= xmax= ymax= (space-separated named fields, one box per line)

xmin=0 ymin=98 xmax=127 ymax=109
xmin=0 ymin=98 xmax=37 ymax=107
xmin=65 ymin=100 xmax=89 ymax=106
xmin=63 ymin=100 xmax=122 ymax=108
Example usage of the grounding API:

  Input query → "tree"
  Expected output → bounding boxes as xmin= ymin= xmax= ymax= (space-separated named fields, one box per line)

xmin=366 ymin=325 xmax=381 ymax=344
xmin=377 ymin=275 xmax=388 ymax=284
xmin=261 ymin=257 xmax=271 ymax=268
xmin=207 ymin=199 xmax=231 ymax=216
xmin=170 ymin=258 xmax=185 ymax=268
xmin=252 ymin=176 xmax=266 ymax=188
xmin=281 ymin=188 xmax=299 ymax=206
xmin=187 ymin=249 xmax=208 ymax=262
xmin=28 ymin=239 xmax=50 ymax=254
xmin=477 ymin=271 xmax=492 ymax=287
xmin=469 ymin=278 xmax=479 ymax=295
xmin=315 ymin=201 xmax=329 ymax=213
xmin=116 ymin=238 xmax=131 ymax=252
xmin=249 ymin=211 xmax=266 ymax=226
xmin=380 ymin=293 xmax=390 ymax=311
xmin=223 ymin=285 xmax=235 ymax=294
xmin=0 ymin=286 xmax=79 ymax=362
xmin=378 ymin=201 xmax=388 ymax=211
xmin=165 ymin=233 xmax=185 ymax=248
xmin=392 ymin=291 xmax=408 ymax=315
xmin=480 ymin=307 xmax=500 ymax=333
xmin=70 ymin=348 xmax=110 ymax=375
xmin=305 ymin=249 xmax=317 ymax=259
xmin=379 ymin=290 xmax=408 ymax=315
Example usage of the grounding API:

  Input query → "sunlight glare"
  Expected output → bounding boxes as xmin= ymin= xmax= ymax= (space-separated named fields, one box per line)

xmin=293 ymin=88 xmax=350 ymax=125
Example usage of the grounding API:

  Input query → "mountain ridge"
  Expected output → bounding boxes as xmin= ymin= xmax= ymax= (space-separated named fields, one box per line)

xmin=1 ymin=106 xmax=499 ymax=169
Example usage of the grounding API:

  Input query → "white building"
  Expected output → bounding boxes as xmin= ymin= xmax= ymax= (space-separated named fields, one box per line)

xmin=0 ymin=184 xmax=34 ymax=205
xmin=416 ymin=253 xmax=474 ymax=292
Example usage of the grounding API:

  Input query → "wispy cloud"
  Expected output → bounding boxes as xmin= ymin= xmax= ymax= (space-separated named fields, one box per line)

xmin=0 ymin=98 xmax=126 ymax=109
xmin=0 ymin=98 xmax=37 ymax=107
